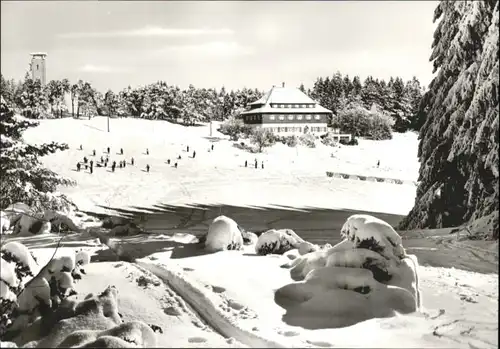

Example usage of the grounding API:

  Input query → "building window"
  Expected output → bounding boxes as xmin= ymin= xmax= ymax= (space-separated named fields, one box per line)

xmin=36 ymin=64 xmax=39 ymax=70
xmin=280 ymin=104 xmax=285 ymax=108
xmin=297 ymin=115 xmax=303 ymax=120
xmin=292 ymin=104 xmax=297 ymax=108
xmin=306 ymin=115 xmax=312 ymax=120
xmin=301 ymin=104 xmax=306 ymax=108
xmin=279 ymin=115 xmax=285 ymax=120
xmin=270 ymin=115 xmax=275 ymax=120
xmin=287 ymin=115 xmax=294 ymax=120
xmin=314 ymin=115 xmax=321 ymax=120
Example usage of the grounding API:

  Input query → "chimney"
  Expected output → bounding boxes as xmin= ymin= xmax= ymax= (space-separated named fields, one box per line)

xmin=282 ymin=82 xmax=285 ymax=88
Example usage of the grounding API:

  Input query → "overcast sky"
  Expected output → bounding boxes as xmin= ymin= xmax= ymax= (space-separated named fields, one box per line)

xmin=1 ymin=1 xmax=439 ymax=92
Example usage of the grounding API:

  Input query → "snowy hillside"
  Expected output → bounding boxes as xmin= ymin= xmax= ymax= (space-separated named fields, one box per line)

xmin=22 ymin=117 xmax=419 ymax=216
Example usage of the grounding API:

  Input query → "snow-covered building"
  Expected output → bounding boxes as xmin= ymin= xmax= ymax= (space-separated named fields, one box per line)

xmin=240 ymin=83 xmax=332 ymax=135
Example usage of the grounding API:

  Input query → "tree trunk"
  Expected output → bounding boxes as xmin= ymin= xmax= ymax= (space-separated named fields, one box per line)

xmin=77 ymin=103 xmax=80 ymax=118
xmin=71 ymin=99 xmax=75 ymax=117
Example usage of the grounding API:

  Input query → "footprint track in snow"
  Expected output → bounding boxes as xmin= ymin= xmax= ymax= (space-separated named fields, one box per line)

xmin=218 ymin=296 xmax=258 ymax=320
xmin=278 ymin=330 xmax=300 ymax=337
xmin=188 ymin=336 xmax=208 ymax=343
xmin=211 ymin=285 xmax=226 ymax=293
xmin=306 ymin=340 xmax=334 ymax=347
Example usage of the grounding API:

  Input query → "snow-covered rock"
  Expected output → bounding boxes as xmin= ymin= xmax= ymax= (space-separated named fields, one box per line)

xmin=43 ymin=254 xmax=76 ymax=276
xmin=1 ymin=211 xmax=12 ymax=234
xmin=205 ymin=215 xmax=243 ymax=252
xmin=14 ymin=214 xmax=37 ymax=235
xmin=255 ymin=229 xmax=303 ymax=256
xmin=298 ymin=241 xmax=318 ymax=255
xmin=340 ymin=214 xmax=405 ymax=262
xmin=53 ymin=271 xmax=76 ymax=295
xmin=75 ymin=250 xmax=91 ymax=267
xmin=43 ymin=210 xmax=85 ymax=233
xmin=102 ymin=216 xmax=130 ymax=229
xmin=16 ymin=276 xmax=51 ymax=314
xmin=110 ymin=222 xmax=141 ymax=237
xmin=3 ymin=203 xmax=31 ymax=224
xmin=241 ymin=230 xmax=258 ymax=245
xmin=56 ymin=321 xmax=157 ymax=348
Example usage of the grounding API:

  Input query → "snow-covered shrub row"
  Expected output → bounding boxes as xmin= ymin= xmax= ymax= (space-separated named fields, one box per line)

xmin=204 ymin=215 xmax=243 ymax=252
xmin=275 ymin=214 xmax=422 ymax=329
xmin=0 ymin=242 xmax=92 ymax=339
xmin=1 ymin=201 xmax=101 ymax=236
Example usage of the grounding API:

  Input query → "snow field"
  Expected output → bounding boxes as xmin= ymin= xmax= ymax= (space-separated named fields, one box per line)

xmin=22 ymin=117 xmax=419 ymax=216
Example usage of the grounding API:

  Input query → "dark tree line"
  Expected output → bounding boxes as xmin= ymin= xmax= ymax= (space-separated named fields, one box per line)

xmin=2 ymin=70 xmax=424 ymax=133
xmin=302 ymin=73 xmax=424 ymax=132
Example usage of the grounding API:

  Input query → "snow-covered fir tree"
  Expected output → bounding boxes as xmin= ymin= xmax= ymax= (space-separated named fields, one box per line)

xmin=0 ymin=96 xmax=75 ymax=210
xmin=399 ymin=0 xmax=499 ymax=237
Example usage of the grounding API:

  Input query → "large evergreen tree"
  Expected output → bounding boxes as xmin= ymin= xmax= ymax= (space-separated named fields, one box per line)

xmin=399 ymin=0 xmax=499 ymax=237
xmin=17 ymin=74 xmax=49 ymax=119
xmin=0 ymin=96 xmax=75 ymax=210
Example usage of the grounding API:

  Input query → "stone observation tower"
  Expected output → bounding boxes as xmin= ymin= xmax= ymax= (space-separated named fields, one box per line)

xmin=29 ymin=52 xmax=47 ymax=85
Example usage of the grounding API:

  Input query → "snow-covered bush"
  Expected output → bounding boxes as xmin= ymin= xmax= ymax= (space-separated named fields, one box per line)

xmin=255 ymin=229 xmax=304 ymax=256
xmin=0 ymin=97 xmax=75 ymax=211
xmin=331 ymin=105 xmax=392 ymax=140
xmin=299 ymin=133 xmax=316 ymax=148
xmin=1 ymin=244 xmax=91 ymax=339
xmin=275 ymin=264 xmax=418 ymax=329
xmin=205 ymin=215 xmax=243 ymax=252
xmin=276 ymin=214 xmax=421 ymax=329
xmin=1 ymin=242 xmax=39 ymax=284
xmin=320 ymin=132 xmax=343 ymax=147
xmin=339 ymin=137 xmax=359 ymax=146
xmin=1 ymin=242 xmax=39 ymax=338
xmin=250 ymin=127 xmax=276 ymax=152
xmin=218 ymin=117 xmax=253 ymax=141
xmin=12 ymin=285 xmax=157 ymax=348
xmin=285 ymin=135 xmax=299 ymax=147
xmin=340 ymin=214 xmax=405 ymax=263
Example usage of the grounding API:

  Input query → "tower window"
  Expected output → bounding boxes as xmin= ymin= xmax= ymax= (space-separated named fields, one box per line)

xmin=37 ymin=64 xmax=39 ymax=70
